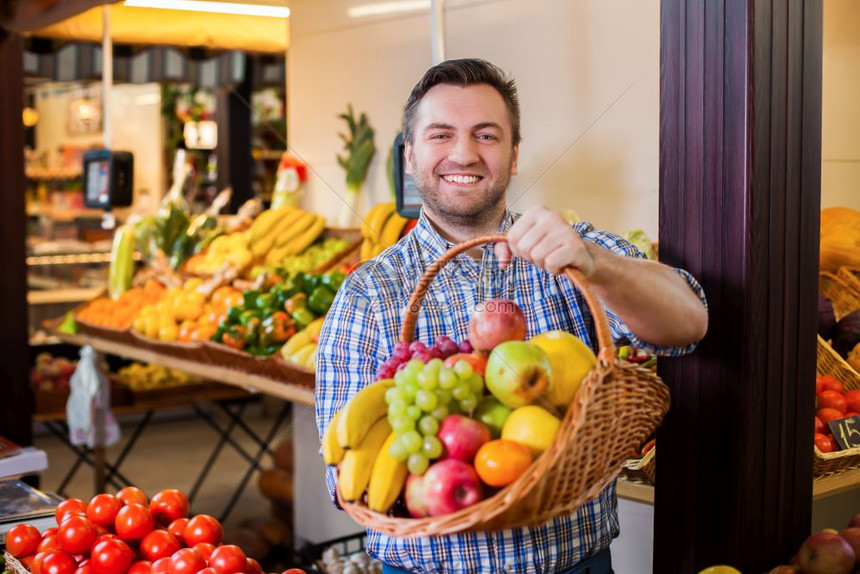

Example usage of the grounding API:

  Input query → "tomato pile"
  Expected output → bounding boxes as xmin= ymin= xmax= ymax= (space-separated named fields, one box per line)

xmin=814 ymin=374 xmax=860 ymax=453
xmin=3 ymin=488 xmax=307 ymax=574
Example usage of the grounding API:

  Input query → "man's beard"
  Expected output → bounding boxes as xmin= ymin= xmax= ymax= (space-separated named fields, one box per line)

xmin=411 ymin=160 xmax=512 ymax=228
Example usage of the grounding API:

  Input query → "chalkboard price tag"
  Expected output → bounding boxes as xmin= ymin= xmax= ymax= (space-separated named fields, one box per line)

xmin=827 ymin=416 xmax=860 ymax=450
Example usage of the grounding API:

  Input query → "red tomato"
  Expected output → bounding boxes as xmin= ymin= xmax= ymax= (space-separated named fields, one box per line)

xmin=115 ymin=503 xmax=155 ymax=541
xmin=818 ymin=390 xmax=847 ymax=413
xmin=139 ymin=531 xmax=181 ymax=562
xmin=6 ymin=523 xmax=42 ymax=557
xmin=56 ymin=499 xmax=88 ymax=525
xmin=818 ymin=374 xmax=845 ymax=394
xmin=197 ymin=569 xmax=219 ymax=574
xmin=75 ymin=564 xmax=92 ymax=574
xmin=183 ymin=515 xmax=222 ymax=547
xmin=818 ymin=408 xmax=847 ymax=424
xmin=116 ymin=488 xmax=149 ymax=507
xmin=87 ymin=495 xmax=123 ymax=528
xmin=192 ymin=544 xmax=215 ymax=561
xmin=167 ymin=518 xmax=189 ymax=545
xmin=243 ymin=559 xmax=263 ymax=574
xmin=845 ymin=390 xmax=860 ymax=414
xmin=58 ymin=516 xmax=98 ymax=555
xmin=39 ymin=535 xmax=61 ymax=553
xmin=208 ymin=546 xmax=246 ymax=574
xmin=43 ymin=528 xmax=59 ymax=538
xmin=89 ymin=539 xmax=133 ymax=574
xmin=168 ymin=548 xmax=207 ymax=574
xmin=41 ymin=551 xmax=78 ymax=574
xmin=280 ymin=570 xmax=307 ymax=574
xmin=21 ymin=555 xmax=38 ymax=570
xmin=32 ymin=552 xmax=51 ymax=574
xmin=152 ymin=558 xmax=171 ymax=574
xmin=814 ymin=416 xmax=829 ymax=435
xmin=149 ymin=490 xmax=189 ymax=526
xmin=127 ymin=561 xmax=153 ymax=574
xmin=815 ymin=433 xmax=840 ymax=453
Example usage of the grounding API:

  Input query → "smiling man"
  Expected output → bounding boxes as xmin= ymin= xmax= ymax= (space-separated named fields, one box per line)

xmin=316 ymin=59 xmax=708 ymax=573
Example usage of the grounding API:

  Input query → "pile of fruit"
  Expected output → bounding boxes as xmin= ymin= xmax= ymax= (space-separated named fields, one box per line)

xmin=359 ymin=202 xmax=416 ymax=261
xmin=116 ymin=364 xmax=196 ymax=392
xmin=819 ymin=293 xmax=860 ymax=372
xmin=30 ymin=353 xmax=76 ymax=391
xmin=77 ymin=281 xmax=166 ymax=330
xmin=761 ymin=513 xmax=860 ymax=573
xmin=814 ymin=374 xmax=860 ymax=453
xmin=324 ymin=298 xmax=598 ymax=517
xmin=3 ymin=488 xmax=310 ymax=574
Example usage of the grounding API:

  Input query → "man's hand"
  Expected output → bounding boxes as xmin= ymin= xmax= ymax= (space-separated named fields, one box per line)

xmin=495 ymin=206 xmax=593 ymax=275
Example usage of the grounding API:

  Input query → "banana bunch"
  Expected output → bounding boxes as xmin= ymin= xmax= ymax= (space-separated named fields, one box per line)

xmin=321 ymin=379 xmax=408 ymax=513
xmin=185 ymin=232 xmax=253 ymax=275
xmin=280 ymin=316 xmax=325 ymax=370
xmin=359 ymin=202 xmax=409 ymax=261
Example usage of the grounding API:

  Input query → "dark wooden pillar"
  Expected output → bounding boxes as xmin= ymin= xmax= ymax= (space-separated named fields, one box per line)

xmin=216 ymin=55 xmax=254 ymax=213
xmin=0 ymin=31 xmax=34 ymax=446
xmin=656 ymin=1 xmax=822 ymax=572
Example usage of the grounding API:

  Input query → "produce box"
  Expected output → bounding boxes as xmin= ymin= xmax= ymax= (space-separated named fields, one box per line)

xmin=311 ymin=227 xmax=362 ymax=273
xmin=202 ymin=341 xmax=315 ymax=389
xmin=127 ymin=330 xmax=203 ymax=362
xmin=814 ymin=336 xmax=860 ymax=477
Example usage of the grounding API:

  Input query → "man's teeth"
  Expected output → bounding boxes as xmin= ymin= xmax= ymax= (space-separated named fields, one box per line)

xmin=443 ymin=175 xmax=480 ymax=184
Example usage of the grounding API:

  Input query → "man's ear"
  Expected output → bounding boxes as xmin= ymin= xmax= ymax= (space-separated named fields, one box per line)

xmin=404 ymin=141 xmax=413 ymax=175
xmin=510 ymin=144 xmax=519 ymax=175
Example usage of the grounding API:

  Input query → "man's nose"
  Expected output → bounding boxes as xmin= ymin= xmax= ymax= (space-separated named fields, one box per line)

xmin=447 ymin=137 xmax=479 ymax=165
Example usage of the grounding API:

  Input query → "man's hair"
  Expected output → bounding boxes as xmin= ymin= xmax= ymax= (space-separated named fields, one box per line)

xmin=403 ymin=58 xmax=521 ymax=147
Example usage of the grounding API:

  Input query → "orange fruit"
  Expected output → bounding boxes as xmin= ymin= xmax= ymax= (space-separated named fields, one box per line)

xmin=474 ymin=439 xmax=533 ymax=487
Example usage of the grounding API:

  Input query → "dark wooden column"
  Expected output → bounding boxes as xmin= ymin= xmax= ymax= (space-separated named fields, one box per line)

xmin=0 ymin=31 xmax=34 ymax=446
xmin=656 ymin=1 xmax=822 ymax=572
xmin=216 ymin=55 xmax=254 ymax=214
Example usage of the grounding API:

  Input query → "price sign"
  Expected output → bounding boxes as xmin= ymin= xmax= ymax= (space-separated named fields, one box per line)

xmin=827 ymin=416 xmax=860 ymax=450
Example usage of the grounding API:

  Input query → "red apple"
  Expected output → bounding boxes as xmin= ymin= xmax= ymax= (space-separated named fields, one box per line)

xmin=849 ymin=513 xmax=860 ymax=529
xmin=797 ymin=531 xmax=855 ymax=574
xmin=422 ymin=459 xmax=483 ymax=516
xmin=839 ymin=528 xmax=860 ymax=568
xmin=437 ymin=415 xmax=491 ymax=463
xmin=404 ymin=475 xmax=427 ymax=518
xmin=443 ymin=353 xmax=487 ymax=376
xmin=766 ymin=567 xmax=798 ymax=573
xmin=468 ymin=298 xmax=527 ymax=352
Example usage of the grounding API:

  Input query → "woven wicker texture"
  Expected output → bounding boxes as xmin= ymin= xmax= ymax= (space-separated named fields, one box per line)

xmin=814 ymin=335 xmax=860 ymax=476
xmin=820 ymin=272 xmax=860 ymax=321
xmin=622 ymin=446 xmax=656 ymax=485
xmin=837 ymin=266 xmax=860 ymax=298
xmin=339 ymin=234 xmax=671 ymax=536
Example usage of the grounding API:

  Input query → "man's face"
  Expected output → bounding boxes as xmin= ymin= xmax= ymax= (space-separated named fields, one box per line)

xmin=405 ymin=83 xmax=519 ymax=224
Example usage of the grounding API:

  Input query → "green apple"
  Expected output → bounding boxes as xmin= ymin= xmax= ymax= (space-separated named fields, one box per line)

xmin=484 ymin=341 xmax=553 ymax=409
xmin=474 ymin=396 xmax=512 ymax=438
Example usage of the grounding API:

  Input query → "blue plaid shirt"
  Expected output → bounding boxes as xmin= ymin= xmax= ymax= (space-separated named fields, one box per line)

xmin=315 ymin=210 xmax=706 ymax=573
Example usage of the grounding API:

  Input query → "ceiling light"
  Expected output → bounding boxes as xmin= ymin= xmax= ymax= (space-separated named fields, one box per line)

xmin=348 ymin=1 xmax=430 ymax=18
xmin=123 ymin=0 xmax=289 ymax=18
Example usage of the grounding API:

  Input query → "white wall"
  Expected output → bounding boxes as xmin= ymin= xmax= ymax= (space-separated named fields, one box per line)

xmin=822 ymin=0 xmax=860 ymax=210
xmin=33 ymin=82 xmax=165 ymax=214
xmin=287 ymin=0 xmax=660 ymax=237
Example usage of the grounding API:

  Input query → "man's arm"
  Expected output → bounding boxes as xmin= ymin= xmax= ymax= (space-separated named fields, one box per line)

xmin=315 ymin=277 xmax=380 ymax=507
xmin=496 ymin=206 xmax=708 ymax=347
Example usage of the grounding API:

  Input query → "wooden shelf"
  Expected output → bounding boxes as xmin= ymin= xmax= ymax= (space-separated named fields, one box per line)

xmin=616 ymin=468 xmax=860 ymax=506
xmin=51 ymin=331 xmax=315 ymax=406
xmin=29 ymin=288 xmax=105 ymax=305
xmin=27 ymin=207 xmax=104 ymax=221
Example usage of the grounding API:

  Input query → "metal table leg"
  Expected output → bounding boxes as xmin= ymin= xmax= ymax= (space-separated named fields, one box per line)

xmin=187 ymin=402 xmax=246 ymax=504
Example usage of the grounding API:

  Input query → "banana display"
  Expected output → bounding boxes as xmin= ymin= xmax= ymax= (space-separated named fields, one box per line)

xmin=250 ymin=206 xmax=327 ymax=266
xmin=360 ymin=202 xmax=411 ymax=260
xmin=279 ymin=316 xmax=326 ymax=370
xmin=321 ymin=378 xmax=407 ymax=511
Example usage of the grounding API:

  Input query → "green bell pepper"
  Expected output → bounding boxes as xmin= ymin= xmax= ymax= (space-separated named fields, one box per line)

xmin=291 ymin=307 xmax=317 ymax=330
xmin=308 ymin=285 xmax=336 ymax=315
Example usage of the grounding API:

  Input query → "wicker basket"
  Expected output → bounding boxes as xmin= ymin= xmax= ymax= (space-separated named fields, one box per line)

xmin=339 ymin=234 xmax=671 ymax=537
xmin=837 ymin=266 xmax=860 ymax=298
xmin=820 ymin=271 xmax=860 ymax=321
xmin=4 ymin=552 xmax=27 ymax=574
xmin=622 ymin=447 xmax=656 ymax=485
xmin=814 ymin=335 xmax=860 ymax=476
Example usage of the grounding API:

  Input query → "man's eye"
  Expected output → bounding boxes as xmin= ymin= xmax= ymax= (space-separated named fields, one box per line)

xmin=477 ymin=134 xmax=499 ymax=141
xmin=429 ymin=133 xmax=449 ymax=140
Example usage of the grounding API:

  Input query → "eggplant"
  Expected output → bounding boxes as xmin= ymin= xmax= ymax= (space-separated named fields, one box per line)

xmin=819 ymin=293 xmax=836 ymax=340
xmin=833 ymin=310 xmax=860 ymax=358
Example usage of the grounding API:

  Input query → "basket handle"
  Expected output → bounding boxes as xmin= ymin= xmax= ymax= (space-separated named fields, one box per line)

xmin=399 ymin=233 xmax=616 ymax=366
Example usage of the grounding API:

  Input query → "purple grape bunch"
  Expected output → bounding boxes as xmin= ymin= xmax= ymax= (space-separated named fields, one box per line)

xmin=374 ymin=335 xmax=473 ymax=380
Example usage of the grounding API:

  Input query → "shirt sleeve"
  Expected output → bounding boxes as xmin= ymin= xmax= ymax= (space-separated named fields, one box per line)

xmin=314 ymin=274 xmax=381 ymax=508
xmin=575 ymin=223 xmax=708 ymax=356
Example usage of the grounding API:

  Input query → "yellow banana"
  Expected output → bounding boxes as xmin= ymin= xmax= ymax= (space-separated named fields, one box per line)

xmin=322 ymin=409 xmax=346 ymax=465
xmin=380 ymin=212 xmax=408 ymax=247
xmin=364 ymin=203 xmax=395 ymax=243
xmin=338 ymin=418 xmax=391 ymax=502
xmin=304 ymin=317 xmax=326 ymax=338
xmin=250 ymin=206 xmax=295 ymax=244
xmin=361 ymin=203 xmax=389 ymax=238
xmin=303 ymin=344 xmax=317 ymax=370
xmin=274 ymin=212 xmax=317 ymax=248
xmin=252 ymin=208 xmax=304 ymax=258
xmin=281 ymin=330 xmax=313 ymax=358
xmin=337 ymin=378 xmax=393 ymax=449
xmin=290 ymin=343 xmax=316 ymax=367
xmin=282 ymin=215 xmax=326 ymax=257
xmin=367 ymin=433 xmax=408 ymax=513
